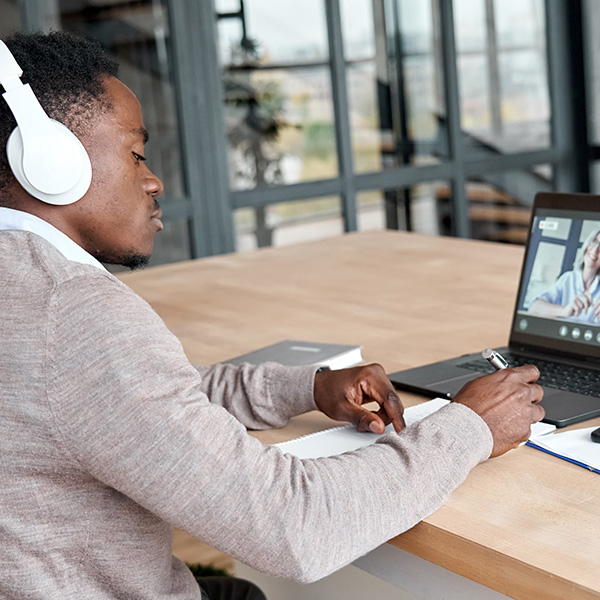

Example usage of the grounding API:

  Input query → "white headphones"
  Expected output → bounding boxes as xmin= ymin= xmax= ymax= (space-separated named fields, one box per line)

xmin=0 ymin=40 xmax=92 ymax=205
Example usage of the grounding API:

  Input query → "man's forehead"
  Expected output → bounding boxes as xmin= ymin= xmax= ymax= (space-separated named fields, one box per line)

xmin=101 ymin=76 xmax=147 ymax=139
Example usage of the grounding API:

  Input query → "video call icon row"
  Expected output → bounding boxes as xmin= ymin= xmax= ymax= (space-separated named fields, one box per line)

xmin=558 ymin=324 xmax=599 ymax=342
xmin=519 ymin=318 xmax=600 ymax=343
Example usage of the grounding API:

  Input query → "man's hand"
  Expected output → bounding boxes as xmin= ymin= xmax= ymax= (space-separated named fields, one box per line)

xmin=313 ymin=364 xmax=405 ymax=434
xmin=453 ymin=365 xmax=544 ymax=457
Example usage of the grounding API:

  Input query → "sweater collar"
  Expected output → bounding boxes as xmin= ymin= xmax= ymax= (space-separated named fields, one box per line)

xmin=0 ymin=207 xmax=106 ymax=271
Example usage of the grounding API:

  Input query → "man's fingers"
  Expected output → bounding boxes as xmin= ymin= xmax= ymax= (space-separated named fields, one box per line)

xmin=382 ymin=391 xmax=406 ymax=433
xmin=366 ymin=388 xmax=405 ymax=433
xmin=351 ymin=396 xmax=405 ymax=434
xmin=352 ymin=406 xmax=386 ymax=434
xmin=507 ymin=364 xmax=540 ymax=383
xmin=530 ymin=382 xmax=544 ymax=404
xmin=532 ymin=403 xmax=545 ymax=423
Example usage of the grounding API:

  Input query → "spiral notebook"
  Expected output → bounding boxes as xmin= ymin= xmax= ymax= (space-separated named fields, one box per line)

xmin=275 ymin=399 xmax=556 ymax=459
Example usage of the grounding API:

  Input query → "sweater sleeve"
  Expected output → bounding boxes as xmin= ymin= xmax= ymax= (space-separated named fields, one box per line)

xmin=46 ymin=274 xmax=492 ymax=584
xmin=193 ymin=362 xmax=318 ymax=429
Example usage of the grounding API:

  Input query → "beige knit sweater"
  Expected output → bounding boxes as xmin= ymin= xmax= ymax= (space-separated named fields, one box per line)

xmin=0 ymin=231 xmax=492 ymax=599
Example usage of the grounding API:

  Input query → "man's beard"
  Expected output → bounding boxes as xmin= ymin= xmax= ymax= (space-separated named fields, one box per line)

xmin=120 ymin=253 xmax=151 ymax=270
xmin=96 ymin=250 xmax=151 ymax=270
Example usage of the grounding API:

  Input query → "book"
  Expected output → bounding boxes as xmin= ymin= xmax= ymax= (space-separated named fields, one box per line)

xmin=224 ymin=339 xmax=363 ymax=370
xmin=274 ymin=398 xmax=556 ymax=459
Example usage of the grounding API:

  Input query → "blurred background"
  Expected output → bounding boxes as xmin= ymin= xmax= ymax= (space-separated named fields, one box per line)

xmin=2 ymin=0 xmax=599 ymax=266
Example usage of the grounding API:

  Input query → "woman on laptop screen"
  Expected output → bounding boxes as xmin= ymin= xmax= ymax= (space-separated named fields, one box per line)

xmin=529 ymin=225 xmax=600 ymax=322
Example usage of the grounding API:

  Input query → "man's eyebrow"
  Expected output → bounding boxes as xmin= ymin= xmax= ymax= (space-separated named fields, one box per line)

xmin=131 ymin=126 xmax=149 ymax=144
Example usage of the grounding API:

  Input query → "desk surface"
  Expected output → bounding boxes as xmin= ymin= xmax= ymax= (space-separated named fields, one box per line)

xmin=119 ymin=230 xmax=600 ymax=600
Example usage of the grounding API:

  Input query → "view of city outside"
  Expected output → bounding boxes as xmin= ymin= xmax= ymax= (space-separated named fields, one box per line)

xmin=216 ymin=0 xmax=552 ymax=249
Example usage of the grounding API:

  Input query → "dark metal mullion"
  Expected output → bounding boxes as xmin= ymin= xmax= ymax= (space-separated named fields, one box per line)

xmin=325 ymin=0 xmax=357 ymax=231
xmin=168 ymin=0 xmax=235 ymax=258
xmin=168 ymin=1 xmax=207 ymax=258
xmin=463 ymin=148 xmax=559 ymax=175
xmin=438 ymin=0 xmax=470 ymax=238
xmin=355 ymin=164 xmax=455 ymax=192
xmin=545 ymin=0 xmax=589 ymax=192
xmin=390 ymin=0 xmax=413 ymax=230
xmin=231 ymin=179 xmax=343 ymax=210
xmin=193 ymin=0 xmax=236 ymax=254
xmin=485 ymin=0 xmax=503 ymax=136
xmin=231 ymin=144 xmax=559 ymax=210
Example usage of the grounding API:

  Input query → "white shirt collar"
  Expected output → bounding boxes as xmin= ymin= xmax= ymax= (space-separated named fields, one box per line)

xmin=0 ymin=207 xmax=106 ymax=271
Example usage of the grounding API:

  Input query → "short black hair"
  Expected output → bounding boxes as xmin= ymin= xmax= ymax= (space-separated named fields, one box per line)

xmin=0 ymin=31 xmax=119 ymax=197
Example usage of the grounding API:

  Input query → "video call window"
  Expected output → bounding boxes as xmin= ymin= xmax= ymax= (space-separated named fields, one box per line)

xmin=519 ymin=215 xmax=600 ymax=322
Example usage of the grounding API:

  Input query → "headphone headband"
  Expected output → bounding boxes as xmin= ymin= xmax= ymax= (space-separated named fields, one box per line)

xmin=0 ymin=39 xmax=92 ymax=205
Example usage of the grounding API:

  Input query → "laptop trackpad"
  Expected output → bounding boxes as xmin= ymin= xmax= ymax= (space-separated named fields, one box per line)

xmin=425 ymin=373 xmax=480 ymax=397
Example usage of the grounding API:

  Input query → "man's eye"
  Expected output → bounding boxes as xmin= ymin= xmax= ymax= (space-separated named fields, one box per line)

xmin=132 ymin=152 xmax=147 ymax=164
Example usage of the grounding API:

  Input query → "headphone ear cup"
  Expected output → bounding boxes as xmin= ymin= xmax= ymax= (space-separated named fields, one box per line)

xmin=6 ymin=119 xmax=92 ymax=206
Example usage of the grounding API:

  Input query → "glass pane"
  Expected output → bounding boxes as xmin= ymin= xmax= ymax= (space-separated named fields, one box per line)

xmin=341 ymin=0 xmax=446 ymax=174
xmin=0 ymin=1 xmax=19 ymax=36
xmin=454 ymin=0 xmax=487 ymax=53
xmin=458 ymin=55 xmax=491 ymax=130
xmin=347 ymin=62 xmax=384 ymax=173
xmin=438 ymin=165 xmax=553 ymax=244
xmin=340 ymin=0 xmax=375 ymax=61
xmin=498 ymin=50 xmax=550 ymax=148
xmin=218 ymin=0 xmax=337 ymax=190
xmin=59 ymin=0 xmax=185 ymax=198
xmin=455 ymin=0 xmax=550 ymax=155
xmin=218 ymin=0 xmax=329 ymax=66
xmin=584 ymin=0 xmax=600 ymax=144
xmin=215 ymin=0 xmax=241 ymax=13
xmin=358 ymin=183 xmax=445 ymax=235
xmin=234 ymin=196 xmax=342 ymax=252
xmin=404 ymin=54 xmax=443 ymax=142
xmin=357 ymin=190 xmax=386 ymax=232
xmin=495 ymin=0 xmax=545 ymax=50
xmin=398 ymin=0 xmax=434 ymax=54
xmin=224 ymin=67 xmax=337 ymax=189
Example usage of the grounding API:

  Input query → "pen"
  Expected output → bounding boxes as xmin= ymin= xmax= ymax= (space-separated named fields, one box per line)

xmin=482 ymin=348 xmax=509 ymax=370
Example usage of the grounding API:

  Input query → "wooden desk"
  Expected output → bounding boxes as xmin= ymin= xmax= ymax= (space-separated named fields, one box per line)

xmin=118 ymin=230 xmax=600 ymax=600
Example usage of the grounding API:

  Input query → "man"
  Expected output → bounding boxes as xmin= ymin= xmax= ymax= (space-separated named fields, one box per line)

xmin=0 ymin=32 xmax=544 ymax=600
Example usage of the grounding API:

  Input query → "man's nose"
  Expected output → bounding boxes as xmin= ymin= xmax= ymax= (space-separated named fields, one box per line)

xmin=145 ymin=168 xmax=164 ymax=197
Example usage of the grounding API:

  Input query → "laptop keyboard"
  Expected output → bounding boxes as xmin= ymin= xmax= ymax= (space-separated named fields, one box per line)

xmin=459 ymin=353 xmax=600 ymax=396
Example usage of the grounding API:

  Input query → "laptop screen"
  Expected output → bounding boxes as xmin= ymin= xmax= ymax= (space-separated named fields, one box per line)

xmin=510 ymin=192 xmax=600 ymax=360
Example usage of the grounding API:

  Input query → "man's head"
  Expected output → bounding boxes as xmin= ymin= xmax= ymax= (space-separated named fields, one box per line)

xmin=0 ymin=32 xmax=164 ymax=269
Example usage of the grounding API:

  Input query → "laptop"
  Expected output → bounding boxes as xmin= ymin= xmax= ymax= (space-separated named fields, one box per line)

xmin=388 ymin=192 xmax=600 ymax=427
